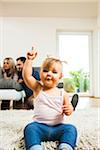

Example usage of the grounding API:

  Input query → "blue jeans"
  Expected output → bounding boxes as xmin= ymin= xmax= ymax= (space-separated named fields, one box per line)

xmin=24 ymin=122 xmax=77 ymax=150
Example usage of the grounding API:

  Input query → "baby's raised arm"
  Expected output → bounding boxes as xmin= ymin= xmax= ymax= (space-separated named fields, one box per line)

xmin=23 ymin=48 xmax=41 ymax=92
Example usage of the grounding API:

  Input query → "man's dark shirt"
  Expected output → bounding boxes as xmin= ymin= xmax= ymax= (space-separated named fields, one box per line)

xmin=17 ymin=68 xmax=40 ymax=98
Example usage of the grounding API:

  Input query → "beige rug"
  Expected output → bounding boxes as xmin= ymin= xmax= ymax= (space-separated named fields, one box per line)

xmin=0 ymin=108 xmax=99 ymax=150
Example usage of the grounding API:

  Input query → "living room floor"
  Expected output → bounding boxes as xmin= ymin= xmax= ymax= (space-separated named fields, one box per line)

xmin=76 ymin=97 xmax=100 ymax=110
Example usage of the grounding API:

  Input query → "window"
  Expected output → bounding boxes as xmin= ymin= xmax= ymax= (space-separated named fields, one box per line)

xmin=57 ymin=32 xmax=91 ymax=95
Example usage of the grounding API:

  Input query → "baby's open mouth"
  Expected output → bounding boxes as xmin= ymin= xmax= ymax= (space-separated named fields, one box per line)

xmin=46 ymin=77 xmax=51 ymax=80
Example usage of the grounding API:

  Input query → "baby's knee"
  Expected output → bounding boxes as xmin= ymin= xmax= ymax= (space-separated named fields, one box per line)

xmin=64 ymin=124 xmax=77 ymax=136
xmin=24 ymin=122 xmax=36 ymax=135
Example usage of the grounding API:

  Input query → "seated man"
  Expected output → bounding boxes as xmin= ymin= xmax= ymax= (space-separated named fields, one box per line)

xmin=16 ymin=57 xmax=40 ymax=109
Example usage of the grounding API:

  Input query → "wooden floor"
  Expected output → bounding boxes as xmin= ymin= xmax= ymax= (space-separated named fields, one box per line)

xmin=76 ymin=97 xmax=100 ymax=110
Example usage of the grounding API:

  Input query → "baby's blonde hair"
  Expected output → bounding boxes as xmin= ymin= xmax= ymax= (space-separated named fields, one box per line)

xmin=41 ymin=57 xmax=63 ymax=71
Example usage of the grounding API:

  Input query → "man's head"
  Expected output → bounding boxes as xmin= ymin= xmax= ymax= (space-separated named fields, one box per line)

xmin=16 ymin=57 xmax=26 ymax=72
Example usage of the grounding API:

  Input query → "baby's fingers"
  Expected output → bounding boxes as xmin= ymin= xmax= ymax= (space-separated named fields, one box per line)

xmin=27 ymin=49 xmax=37 ymax=60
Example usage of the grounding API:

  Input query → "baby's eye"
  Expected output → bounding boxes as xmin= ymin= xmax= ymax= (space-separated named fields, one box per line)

xmin=53 ymin=71 xmax=58 ymax=74
xmin=43 ymin=69 xmax=48 ymax=72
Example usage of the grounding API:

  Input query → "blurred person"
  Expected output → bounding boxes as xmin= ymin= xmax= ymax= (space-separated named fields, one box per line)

xmin=0 ymin=57 xmax=22 ymax=109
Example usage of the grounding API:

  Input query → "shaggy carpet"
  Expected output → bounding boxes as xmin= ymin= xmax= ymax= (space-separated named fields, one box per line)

xmin=0 ymin=108 xmax=99 ymax=150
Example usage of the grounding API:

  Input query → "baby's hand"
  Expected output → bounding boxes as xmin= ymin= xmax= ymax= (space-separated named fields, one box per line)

xmin=27 ymin=47 xmax=37 ymax=60
xmin=62 ymin=104 xmax=73 ymax=116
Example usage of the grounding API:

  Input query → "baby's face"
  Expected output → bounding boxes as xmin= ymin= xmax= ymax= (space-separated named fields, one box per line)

xmin=40 ymin=62 xmax=62 ymax=88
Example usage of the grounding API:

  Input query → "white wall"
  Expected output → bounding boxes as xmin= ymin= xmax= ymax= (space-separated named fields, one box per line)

xmin=92 ymin=2 xmax=100 ymax=97
xmin=0 ymin=17 xmax=3 ymax=64
xmin=1 ymin=17 xmax=96 ymax=65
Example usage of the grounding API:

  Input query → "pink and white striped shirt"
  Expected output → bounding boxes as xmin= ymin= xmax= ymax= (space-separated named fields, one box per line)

xmin=33 ymin=90 xmax=64 ymax=125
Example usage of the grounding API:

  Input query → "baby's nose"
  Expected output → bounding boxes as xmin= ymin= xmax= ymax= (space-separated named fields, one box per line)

xmin=47 ymin=71 xmax=52 ymax=75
